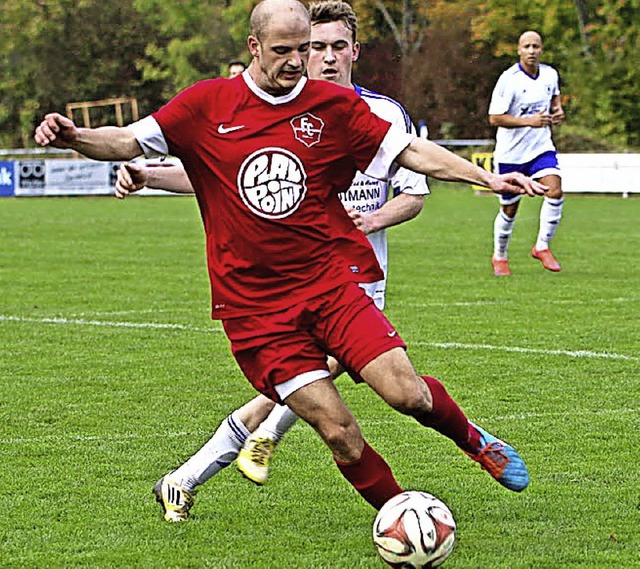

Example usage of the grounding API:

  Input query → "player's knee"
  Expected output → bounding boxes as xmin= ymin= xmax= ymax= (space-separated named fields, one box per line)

xmin=387 ymin=381 xmax=433 ymax=417
xmin=547 ymin=187 xmax=563 ymax=199
xmin=320 ymin=419 xmax=362 ymax=460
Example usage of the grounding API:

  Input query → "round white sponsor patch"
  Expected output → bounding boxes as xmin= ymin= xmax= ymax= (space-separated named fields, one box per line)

xmin=237 ymin=147 xmax=307 ymax=219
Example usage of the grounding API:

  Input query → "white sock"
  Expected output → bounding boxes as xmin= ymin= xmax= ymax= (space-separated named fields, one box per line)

xmin=493 ymin=210 xmax=515 ymax=259
xmin=253 ymin=404 xmax=299 ymax=442
xmin=171 ymin=410 xmax=250 ymax=491
xmin=536 ymin=197 xmax=564 ymax=250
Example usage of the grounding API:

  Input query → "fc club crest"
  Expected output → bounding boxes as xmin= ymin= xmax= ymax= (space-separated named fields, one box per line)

xmin=290 ymin=113 xmax=324 ymax=147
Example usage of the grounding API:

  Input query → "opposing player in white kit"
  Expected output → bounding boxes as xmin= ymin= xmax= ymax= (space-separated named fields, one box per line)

xmin=488 ymin=30 xmax=565 ymax=276
xmin=115 ymin=0 xmax=429 ymax=496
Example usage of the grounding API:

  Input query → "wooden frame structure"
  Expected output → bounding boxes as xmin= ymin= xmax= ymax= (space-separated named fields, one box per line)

xmin=66 ymin=97 xmax=139 ymax=128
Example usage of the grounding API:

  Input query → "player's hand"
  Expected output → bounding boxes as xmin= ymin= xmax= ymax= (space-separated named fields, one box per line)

xmin=34 ymin=113 xmax=79 ymax=148
xmin=346 ymin=207 xmax=374 ymax=235
xmin=489 ymin=172 xmax=547 ymax=197
xmin=528 ymin=111 xmax=553 ymax=128
xmin=550 ymin=106 xmax=565 ymax=126
xmin=115 ymin=162 xmax=148 ymax=199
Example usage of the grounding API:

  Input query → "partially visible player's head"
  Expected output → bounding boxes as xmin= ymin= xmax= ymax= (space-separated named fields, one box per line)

xmin=517 ymin=30 xmax=543 ymax=73
xmin=247 ymin=0 xmax=310 ymax=95
xmin=227 ymin=60 xmax=246 ymax=78
xmin=307 ymin=0 xmax=360 ymax=89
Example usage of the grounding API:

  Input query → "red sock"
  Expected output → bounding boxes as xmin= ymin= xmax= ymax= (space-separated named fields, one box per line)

xmin=335 ymin=441 xmax=403 ymax=509
xmin=421 ymin=376 xmax=481 ymax=452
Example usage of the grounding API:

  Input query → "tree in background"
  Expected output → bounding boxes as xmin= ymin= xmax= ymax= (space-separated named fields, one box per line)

xmin=346 ymin=0 xmax=639 ymax=148
xmin=0 ymin=0 xmax=158 ymax=147
xmin=0 ymin=0 xmax=246 ymax=148
xmin=352 ymin=0 xmax=501 ymax=140
xmin=571 ymin=1 xmax=640 ymax=147
xmin=133 ymin=0 xmax=247 ymax=98
xmin=0 ymin=0 xmax=637 ymax=149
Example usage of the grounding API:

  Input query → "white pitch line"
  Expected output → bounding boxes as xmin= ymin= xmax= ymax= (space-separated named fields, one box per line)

xmin=1 ymin=314 xmax=636 ymax=360
xmin=0 ymin=430 xmax=214 ymax=446
xmin=405 ymin=296 xmax=640 ymax=308
xmin=491 ymin=407 xmax=639 ymax=422
xmin=3 ymin=407 xmax=637 ymax=446
xmin=69 ymin=296 xmax=640 ymax=316
xmin=414 ymin=341 xmax=638 ymax=361
xmin=71 ymin=308 xmax=194 ymax=317
xmin=0 ymin=314 xmax=218 ymax=333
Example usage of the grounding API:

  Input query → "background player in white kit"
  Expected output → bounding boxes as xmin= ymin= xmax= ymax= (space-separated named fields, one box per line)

xmin=488 ymin=30 xmax=565 ymax=276
xmin=114 ymin=0 xmax=430 ymax=502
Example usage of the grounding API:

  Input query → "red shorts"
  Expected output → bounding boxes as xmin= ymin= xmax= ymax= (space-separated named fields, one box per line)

xmin=222 ymin=282 xmax=406 ymax=402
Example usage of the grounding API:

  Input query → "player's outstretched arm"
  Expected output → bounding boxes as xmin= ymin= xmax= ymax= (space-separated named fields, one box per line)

xmin=396 ymin=137 xmax=547 ymax=196
xmin=34 ymin=112 xmax=143 ymax=161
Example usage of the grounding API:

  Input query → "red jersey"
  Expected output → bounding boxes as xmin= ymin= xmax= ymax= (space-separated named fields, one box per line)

xmin=149 ymin=75 xmax=404 ymax=318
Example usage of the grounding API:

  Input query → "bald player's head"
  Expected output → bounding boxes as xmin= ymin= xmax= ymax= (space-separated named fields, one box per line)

xmin=250 ymin=0 xmax=310 ymax=41
xmin=518 ymin=30 xmax=542 ymax=47
xmin=517 ymin=30 xmax=543 ymax=72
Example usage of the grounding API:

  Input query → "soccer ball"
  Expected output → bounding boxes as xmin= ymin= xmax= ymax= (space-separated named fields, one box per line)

xmin=373 ymin=491 xmax=456 ymax=568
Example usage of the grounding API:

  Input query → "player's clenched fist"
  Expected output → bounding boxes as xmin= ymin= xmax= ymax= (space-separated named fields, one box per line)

xmin=115 ymin=162 xmax=148 ymax=199
xmin=34 ymin=113 xmax=79 ymax=148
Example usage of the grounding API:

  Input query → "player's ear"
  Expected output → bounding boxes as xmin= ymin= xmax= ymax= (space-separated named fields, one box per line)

xmin=247 ymin=35 xmax=260 ymax=58
xmin=352 ymin=41 xmax=360 ymax=63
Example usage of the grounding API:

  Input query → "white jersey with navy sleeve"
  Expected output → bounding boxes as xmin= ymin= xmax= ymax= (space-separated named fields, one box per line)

xmin=489 ymin=63 xmax=559 ymax=164
xmin=340 ymin=85 xmax=430 ymax=310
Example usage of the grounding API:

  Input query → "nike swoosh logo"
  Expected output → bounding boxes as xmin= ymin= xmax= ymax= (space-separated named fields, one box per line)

xmin=388 ymin=331 xmax=397 ymax=337
xmin=218 ymin=124 xmax=245 ymax=134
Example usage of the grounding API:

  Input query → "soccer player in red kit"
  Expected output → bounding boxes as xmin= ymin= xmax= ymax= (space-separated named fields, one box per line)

xmin=35 ymin=0 xmax=539 ymax=522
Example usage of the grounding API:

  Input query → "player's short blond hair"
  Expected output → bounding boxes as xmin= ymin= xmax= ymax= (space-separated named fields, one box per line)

xmin=309 ymin=0 xmax=358 ymax=43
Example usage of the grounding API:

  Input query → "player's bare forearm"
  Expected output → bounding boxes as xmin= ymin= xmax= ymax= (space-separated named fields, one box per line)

xmin=146 ymin=164 xmax=194 ymax=193
xmin=397 ymin=138 xmax=546 ymax=196
xmin=489 ymin=112 xmax=552 ymax=129
xmin=397 ymin=138 xmax=493 ymax=186
xmin=550 ymin=96 xmax=565 ymax=125
xmin=115 ymin=162 xmax=195 ymax=199
xmin=34 ymin=113 xmax=142 ymax=161
xmin=361 ymin=193 xmax=424 ymax=234
xmin=72 ymin=126 xmax=143 ymax=161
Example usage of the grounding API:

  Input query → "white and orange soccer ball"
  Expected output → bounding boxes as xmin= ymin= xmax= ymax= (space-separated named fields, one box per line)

xmin=373 ymin=491 xmax=456 ymax=568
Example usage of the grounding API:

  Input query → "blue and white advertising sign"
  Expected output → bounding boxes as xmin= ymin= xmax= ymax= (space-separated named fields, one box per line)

xmin=0 ymin=161 xmax=15 ymax=196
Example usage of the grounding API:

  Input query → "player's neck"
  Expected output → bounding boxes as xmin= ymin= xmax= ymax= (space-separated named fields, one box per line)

xmin=519 ymin=61 xmax=539 ymax=78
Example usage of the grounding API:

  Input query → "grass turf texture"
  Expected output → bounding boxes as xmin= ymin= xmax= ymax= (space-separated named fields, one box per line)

xmin=1 ymin=186 xmax=638 ymax=568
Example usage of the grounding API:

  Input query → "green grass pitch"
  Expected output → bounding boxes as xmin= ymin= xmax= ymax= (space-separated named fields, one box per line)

xmin=1 ymin=185 xmax=638 ymax=568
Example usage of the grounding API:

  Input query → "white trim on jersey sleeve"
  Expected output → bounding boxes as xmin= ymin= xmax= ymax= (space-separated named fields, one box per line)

xmin=128 ymin=116 xmax=169 ymax=158
xmin=390 ymin=166 xmax=430 ymax=196
xmin=363 ymin=125 xmax=414 ymax=181
xmin=390 ymin=122 xmax=429 ymax=196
